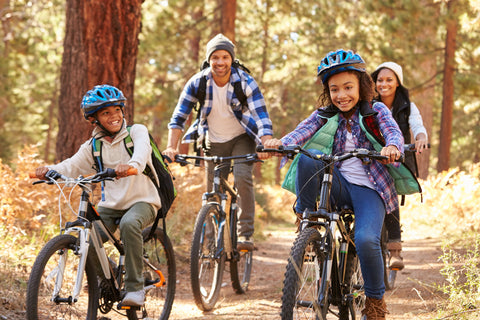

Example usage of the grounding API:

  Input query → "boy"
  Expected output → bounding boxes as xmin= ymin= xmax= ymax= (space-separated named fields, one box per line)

xmin=34 ymin=84 xmax=160 ymax=306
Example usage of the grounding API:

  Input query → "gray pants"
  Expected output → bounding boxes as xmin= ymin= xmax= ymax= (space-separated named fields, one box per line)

xmin=206 ymin=134 xmax=256 ymax=238
xmin=95 ymin=202 xmax=155 ymax=292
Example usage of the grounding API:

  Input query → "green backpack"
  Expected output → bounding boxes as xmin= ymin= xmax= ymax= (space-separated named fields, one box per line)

xmin=92 ymin=126 xmax=177 ymax=238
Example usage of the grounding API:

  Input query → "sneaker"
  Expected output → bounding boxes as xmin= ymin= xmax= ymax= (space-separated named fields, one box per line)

xmin=122 ymin=290 xmax=145 ymax=306
xmin=237 ymin=236 xmax=254 ymax=251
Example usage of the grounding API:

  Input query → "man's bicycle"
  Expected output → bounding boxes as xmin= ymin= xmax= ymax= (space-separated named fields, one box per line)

xmin=258 ymin=145 xmax=395 ymax=320
xmin=174 ymin=153 xmax=259 ymax=311
xmin=26 ymin=168 xmax=176 ymax=320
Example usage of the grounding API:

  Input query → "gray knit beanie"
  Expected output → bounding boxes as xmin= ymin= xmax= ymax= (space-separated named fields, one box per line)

xmin=205 ymin=33 xmax=235 ymax=62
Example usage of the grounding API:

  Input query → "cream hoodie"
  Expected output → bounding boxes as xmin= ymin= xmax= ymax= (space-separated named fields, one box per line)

xmin=48 ymin=121 xmax=161 ymax=212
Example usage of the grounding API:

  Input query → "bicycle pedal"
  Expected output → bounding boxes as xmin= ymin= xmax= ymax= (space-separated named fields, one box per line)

xmin=145 ymin=278 xmax=161 ymax=286
xmin=117 ymin=302 xmax=141 ymax=311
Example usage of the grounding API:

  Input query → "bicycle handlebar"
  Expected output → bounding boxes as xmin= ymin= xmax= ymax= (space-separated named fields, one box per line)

xmin=256 ymin=145 xmax=402 ymax=163
xmin=29 ymin=167 xmax=138 ymax=184
xmin=174 ymin=153 xmax=260 ymax=166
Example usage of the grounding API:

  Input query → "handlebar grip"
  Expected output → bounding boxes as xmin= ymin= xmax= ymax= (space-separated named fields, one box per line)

xmin=29 ymin=172 xmax=37 ymax=179
xmin=126 ymin=168 xmax=138 ymax=176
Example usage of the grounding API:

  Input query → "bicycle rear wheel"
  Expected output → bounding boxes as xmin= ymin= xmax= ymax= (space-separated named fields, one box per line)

xmin=230 ymin=248 xmax=253 ymax=294
xmin=190 ymin=203 xmax=225 ymax=311
xmin=26 ymin=234 xmax=99 ymax=320
xmin=124 ymin=226 xmax=176 ymax=320
xmin=381 ymin=225 xmax=397 ymax=290
xmin=281 ymin=228 xmax=327 ymax=320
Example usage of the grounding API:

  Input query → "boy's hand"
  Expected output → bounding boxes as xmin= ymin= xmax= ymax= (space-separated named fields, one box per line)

xmin=115 ymin=164 xmax=135 ymax=178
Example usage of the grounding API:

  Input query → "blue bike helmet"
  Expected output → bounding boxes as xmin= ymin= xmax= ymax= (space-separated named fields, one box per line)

xmin=81 ymin=85 xmax=126 ymax=119
xmin=317 ymin=49 xmax=366 ymax=84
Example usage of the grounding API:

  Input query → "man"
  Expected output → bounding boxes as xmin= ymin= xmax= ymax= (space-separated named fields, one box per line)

xmin=163 ymin=34 xmax=273 ymax=250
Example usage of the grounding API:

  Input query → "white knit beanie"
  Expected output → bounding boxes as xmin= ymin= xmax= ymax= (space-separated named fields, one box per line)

xmin=375 ymin=62 xmax=403 ymax=85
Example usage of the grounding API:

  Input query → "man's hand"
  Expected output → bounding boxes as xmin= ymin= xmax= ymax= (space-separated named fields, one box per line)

xmin=162 ymin=147 xmax=178 ymax=163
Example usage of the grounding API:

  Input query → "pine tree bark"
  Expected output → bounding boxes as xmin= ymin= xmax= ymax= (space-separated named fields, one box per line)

xmin=437 ymin=0 xmax=458 ymax=172
xmin=56 ymin=0 xmax=142 ymax=161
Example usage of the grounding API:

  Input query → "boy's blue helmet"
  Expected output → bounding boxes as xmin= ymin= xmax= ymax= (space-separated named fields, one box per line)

xmin=81 ymin=85 xmax=126 ymax=119
xmin=317 ymin=49 xmax=366 ymax=84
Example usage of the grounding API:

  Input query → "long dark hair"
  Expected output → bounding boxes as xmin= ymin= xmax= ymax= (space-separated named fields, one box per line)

xmin=317 ymin=70 xmax=375 ymax=108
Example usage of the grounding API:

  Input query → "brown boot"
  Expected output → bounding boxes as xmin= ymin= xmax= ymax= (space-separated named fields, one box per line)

xmin=387 ymin=241 xmax=404 ymax=270
xmin=361 ymin=296 xmax=389 ymax=320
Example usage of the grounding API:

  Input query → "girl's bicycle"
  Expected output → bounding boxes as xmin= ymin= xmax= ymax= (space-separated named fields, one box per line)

xmin=257 ymin=145 xmax=393 ymax=320
xmin=174 ymin=153 xmax=259 ymax=311
xmin=26 ymin=168 xmax=176 ymax=320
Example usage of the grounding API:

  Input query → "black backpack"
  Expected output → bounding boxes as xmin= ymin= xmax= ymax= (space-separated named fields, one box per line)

xmin=92 ymin=125 xmax=177 ymax=239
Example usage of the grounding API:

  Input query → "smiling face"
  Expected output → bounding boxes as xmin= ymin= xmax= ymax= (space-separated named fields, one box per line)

xmin=94 ymin=105 xmax=124 ymax=134
xmin=209 ymin=49 xmax=232 ymax=86
xmin=328 ymin=72 xmax=360 ymax=113
xmin=375 ymin=68 xmax=399 ymax=100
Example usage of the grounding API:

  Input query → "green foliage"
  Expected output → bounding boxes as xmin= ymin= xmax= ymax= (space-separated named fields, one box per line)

xmin=436 ymin=236 xmax=480 ymax=319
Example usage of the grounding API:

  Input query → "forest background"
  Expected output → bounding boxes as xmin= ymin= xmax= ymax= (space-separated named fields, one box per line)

xmin=0 ymin=0 xmax=480 ymax=178
xmin=1 ymin=1 xmax=480 ymax=318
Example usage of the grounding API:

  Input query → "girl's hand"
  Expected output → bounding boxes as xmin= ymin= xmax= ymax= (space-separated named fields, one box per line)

xmin=380 ymin=145 xmax=401 ymax=164
xmin=261 ymin=138 xmax=284 ymax=158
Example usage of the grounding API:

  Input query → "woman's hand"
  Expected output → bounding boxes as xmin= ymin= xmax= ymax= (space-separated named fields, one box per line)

xmin=414 ymin=133 xmax=428 ymax=154
xmin=259 ymin=138 xmax=284 ymax=158
xmin=380 ymin=145 xmax=401 ymax=164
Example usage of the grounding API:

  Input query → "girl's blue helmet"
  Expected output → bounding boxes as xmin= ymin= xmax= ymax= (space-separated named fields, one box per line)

xmin=81 ymin=84 xmax=126 ymax=119
xmin=317 ymin=49 xmax=366 ymax=84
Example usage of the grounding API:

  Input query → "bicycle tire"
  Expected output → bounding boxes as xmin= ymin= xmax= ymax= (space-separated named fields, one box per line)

xmin=230 ymin=248 xmax=253 ymax=294
xmin=339 ymin=249 xmax=365 ymax=320
xmin=381 ymin=225 xmax=396 ymax=290
xmin=125 ymin=226 xmax=176 ymax=320
xmin=26 ymin=234 xmax=99 ymax=320
xmin=281 ymin=228 xmax=328 ymax=320
xmin=190 ymin=203 xmax=225 ymax=311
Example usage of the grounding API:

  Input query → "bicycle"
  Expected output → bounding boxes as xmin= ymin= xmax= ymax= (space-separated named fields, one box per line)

xmin=257 ymin=145 xmax=396 ymax=320
xmin=26 ymin=168 xmax=176 ymax=320
xmin=174 ymin=153 xmax=259 ymax=311
xmin=382 ymin=143 xmax=428 ymax=290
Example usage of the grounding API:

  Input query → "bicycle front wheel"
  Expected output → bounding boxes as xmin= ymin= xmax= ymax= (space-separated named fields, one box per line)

xmin=281 ymin=228 xmax=327 ymax=320
xmin=190 ymin=203 xmax=225 ymax=311
xmin=26 ymin=234 xmax=99 ymax=320
xmin=125 ymin=226 xmax=176 ymax=320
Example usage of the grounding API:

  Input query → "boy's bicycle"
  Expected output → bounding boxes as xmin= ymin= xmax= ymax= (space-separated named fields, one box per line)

xmin=174 ymin=153 xmax=259 ymax=311
xmin=257 ymin=145 xmax=394 ymax=320
xmin=26 ymin=168 xmax=176 ymax=320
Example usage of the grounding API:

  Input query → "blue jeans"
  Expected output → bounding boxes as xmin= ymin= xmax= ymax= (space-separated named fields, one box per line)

xmin=295 ymin=150 xmax=386 ymax=299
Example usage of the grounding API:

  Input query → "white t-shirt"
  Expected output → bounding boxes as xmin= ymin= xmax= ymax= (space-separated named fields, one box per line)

xmin=207 ymin=81 xmax=245 ymax=143
xmin=339 ymin=131 xmax=375 ymax=189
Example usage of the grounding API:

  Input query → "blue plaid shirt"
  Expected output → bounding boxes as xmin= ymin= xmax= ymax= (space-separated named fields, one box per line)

xmin=168 ymin=67 xmax=273 ymax=145
xmin=281 ymin=101 xmax=404 ymax=214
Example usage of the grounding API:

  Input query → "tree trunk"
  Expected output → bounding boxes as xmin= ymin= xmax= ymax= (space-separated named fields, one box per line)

xmin=220 ymin=0 xmax=236 ymax=42
xmin=56 ymin=0 xmax=142 ymax=161
xmin=437 ymin=0 xmax=457 ymax=172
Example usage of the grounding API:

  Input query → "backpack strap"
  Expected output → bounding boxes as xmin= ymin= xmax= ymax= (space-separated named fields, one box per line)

xmin=124 ymin=126 xmax=157 ymax=185
xmin=91 ymin=137 xmax=106 ymax=201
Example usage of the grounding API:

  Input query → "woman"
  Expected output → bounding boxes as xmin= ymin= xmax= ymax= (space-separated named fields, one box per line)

xmin=371 ymin=62 xmax=428 ymax=270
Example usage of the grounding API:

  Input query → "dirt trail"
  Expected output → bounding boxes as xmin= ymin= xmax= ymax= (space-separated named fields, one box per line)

xmin=168 ymin=226 xmax=446 ymax=319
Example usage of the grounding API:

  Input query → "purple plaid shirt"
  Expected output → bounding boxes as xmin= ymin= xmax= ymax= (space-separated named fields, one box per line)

xmin=281 ymin=101 xmax=404 ymax=214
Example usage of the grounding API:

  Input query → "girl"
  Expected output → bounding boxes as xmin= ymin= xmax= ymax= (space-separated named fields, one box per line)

xmin=264 ymin=49 xmax=404 ymax=319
